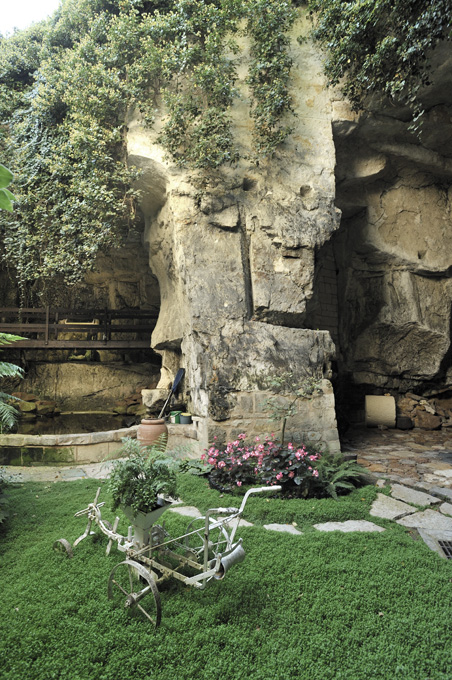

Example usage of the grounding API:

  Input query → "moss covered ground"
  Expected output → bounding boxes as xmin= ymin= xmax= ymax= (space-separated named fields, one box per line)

xmin=1 ymin=477 xmax=452 ymax=680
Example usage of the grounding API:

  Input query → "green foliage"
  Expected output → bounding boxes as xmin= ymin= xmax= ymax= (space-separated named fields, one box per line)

xmin=0 ymin=164 xmax=15 ymax=212
xmin=308 ymin=0 xmax=452 ymax=126
xmin=0 ymin=470 xmax=8 ymax=525
xmin=247 ymin=0 xmax=297 ymax=156
xmin=314 ymin=452 xmax=371 ymax=500
xmin=1 ymin=479 xmax=452 ymax=679
xmin=204 ymin=433 xmax=367 ymax=499
xmin=108 ymin=437 xmax=178 ymax=515
xmin=0 ymin=333 xmax=24 ymax=433
xmin=0 ymin=0 xmax=297 ymax=290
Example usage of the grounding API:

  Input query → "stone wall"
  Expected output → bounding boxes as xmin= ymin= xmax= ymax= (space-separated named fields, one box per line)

xmin=208 ymin=381 xmax=340 ymax=454
xmin=305 ymin=242 xmax=339 ymax=345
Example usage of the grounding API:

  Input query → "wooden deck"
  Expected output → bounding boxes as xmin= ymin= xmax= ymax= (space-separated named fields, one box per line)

xmin=0 ymin=307 xmax=158 ymax=349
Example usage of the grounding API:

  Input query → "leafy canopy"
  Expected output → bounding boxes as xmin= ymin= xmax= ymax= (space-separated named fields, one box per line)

xmin=0 ymin=0 xmax=297 ymax=288
xmin=308 ymin=0 xmax=452 ymax=125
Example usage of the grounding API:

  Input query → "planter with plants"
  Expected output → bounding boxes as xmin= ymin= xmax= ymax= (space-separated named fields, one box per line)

xmin=108 ymin=437 xmax=178 ymax=545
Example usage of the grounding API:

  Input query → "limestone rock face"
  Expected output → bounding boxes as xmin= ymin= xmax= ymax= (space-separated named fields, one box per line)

xmin=331 ymin=40 xmax=452 ymax=394
xmin=19 ymin=363 xmax=160 ymax=410
xmin=126 ymin=18 xmax=341 ymax=452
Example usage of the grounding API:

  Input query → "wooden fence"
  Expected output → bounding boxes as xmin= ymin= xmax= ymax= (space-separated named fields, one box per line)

xmin=0 ymin=307 xmax=158 ymax=349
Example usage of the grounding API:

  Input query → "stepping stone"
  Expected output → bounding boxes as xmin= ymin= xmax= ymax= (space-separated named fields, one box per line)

xmin=169 ymin=506 xmax=202 ymax=518
xmin=390 ymin=484 xmax=441 ymax=507
xmin=263 ymin=523 xmax=302 ymax=535
xmin=433 ymin=469 xmax=452 ymax=478
xmin=222 ymin=517 xmax=253 ymax=529
xmin=430 ymin=487 xmax=452 ymax=502
xmin=396 ymin=509 xmax=452 ymax=531
xmin=417 ymin=529 xmax=452 ymax=559
xmin=313 ymin=520 xmax=385 ymax=533
xmin=439 ymin=502 xmax=452 ymax=517
xmin=370 ymin=493 xmax=417 ymax=520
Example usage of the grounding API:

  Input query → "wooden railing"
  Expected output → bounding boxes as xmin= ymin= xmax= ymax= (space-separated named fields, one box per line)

xmin=0 ymin=307 xmax=158 ymax=349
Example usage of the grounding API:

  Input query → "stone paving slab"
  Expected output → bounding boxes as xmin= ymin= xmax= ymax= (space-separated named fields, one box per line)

xmin=439 ymin=502 xmax=452 ymax=517
xmin=390 ymin=484 xmax=441 ymax=506
xmin=224 ymin=517 xmax=253 ymax=529
xmin=429 ymin=487 xmax=452 ymax=502
xmin=433 ymin=469 xmax=452 ymax=478
xmin=313 ymin=520 xmax=385 ymax=533
xmin=1 ymin=460 xmax=120 ymax=482
xmin=417 ymin=529 xmax=452 ymax=560
xmin=168 ymin=506 xmax=202 ymax=518
xmin=263 ymin=523 xmax=302 ymax=535
xmin=396 ymin=509 xmax=452 ymax=531
xmin=370 ymin=493 xmax=417 ymax=520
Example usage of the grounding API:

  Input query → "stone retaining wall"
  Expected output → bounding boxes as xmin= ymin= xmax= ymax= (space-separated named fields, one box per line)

xmin=0 ymin=422 xmax=203 ymax=466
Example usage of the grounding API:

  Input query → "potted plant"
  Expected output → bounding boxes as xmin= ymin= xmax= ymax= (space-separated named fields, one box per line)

xmin=108 ymin=437 xmax=178 ymax=546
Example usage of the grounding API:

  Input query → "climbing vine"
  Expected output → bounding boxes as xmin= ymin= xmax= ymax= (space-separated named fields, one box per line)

xmin=308 ymin=0 xmax=452 ymax=126
xmin=247 ymin=0 xmax=297 ymax=156
xmin=0 ymin=0 xmax=297 ymax=291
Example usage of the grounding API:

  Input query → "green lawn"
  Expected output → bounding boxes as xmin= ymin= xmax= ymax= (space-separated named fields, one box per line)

xmin=1 ymin=477 xmax=452 ymax=680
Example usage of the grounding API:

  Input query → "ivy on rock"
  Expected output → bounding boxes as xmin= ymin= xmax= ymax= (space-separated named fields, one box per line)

xmin=308 ymin=0 xmax=452 ymax=126
xmin=0 ymin=0 xmax=297 ymax=290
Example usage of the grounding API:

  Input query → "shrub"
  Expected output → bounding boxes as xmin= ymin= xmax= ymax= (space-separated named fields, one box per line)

xmin=202 ymin=433 xmax=368 ymax=499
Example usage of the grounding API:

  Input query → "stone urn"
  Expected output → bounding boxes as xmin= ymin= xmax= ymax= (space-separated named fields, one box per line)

xmin=137 ymin=418 xmax=168 ymax=448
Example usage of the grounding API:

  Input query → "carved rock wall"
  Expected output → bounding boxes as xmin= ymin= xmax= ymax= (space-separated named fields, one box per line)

xmin=330 ymin=41 xmax=452 ymax=398
xmin=127 ymin=17 xmax=341 ymax=452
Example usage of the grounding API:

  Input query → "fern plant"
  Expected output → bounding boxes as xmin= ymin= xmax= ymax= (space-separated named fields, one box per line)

xmin=108 ymin=437 xmax=178 ymax=517
xmin=313 ymin=453 xmax=369 ymax=500
xmin=0 ymin=333 xmax=25 ymax=433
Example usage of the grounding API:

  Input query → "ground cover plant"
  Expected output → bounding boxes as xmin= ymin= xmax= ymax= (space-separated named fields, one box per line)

xmin=1 ymin=476 xmax=452 ymax=679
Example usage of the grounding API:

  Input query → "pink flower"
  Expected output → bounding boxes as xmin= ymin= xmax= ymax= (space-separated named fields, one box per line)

xmin=237 ymin=480 xmax=242 ymax=486
xmin=312 ymin=469 xmax=319 ymax=478
xmin=288 ymin=471 xmax=294 ymax=478
xmin=218 ymin=461 xmax=226 ymax=468
xmin=208 ymin=457 xmax=215 ymax=465
xmin=276 ymin=472 xmax=283 ymax=481
xmin=288 ymin=443 xmax=294 ymax=451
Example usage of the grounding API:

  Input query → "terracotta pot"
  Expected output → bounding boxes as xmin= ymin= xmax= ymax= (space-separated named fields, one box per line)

xmin=137 ymin=418 xmax=168 ymax=448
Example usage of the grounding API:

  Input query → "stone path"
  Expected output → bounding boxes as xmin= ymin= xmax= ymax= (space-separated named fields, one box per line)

xmin=344 ymin=426 xmax=452 ymax=491
xmin=168 ymin=480 xmax=452 ymax=559
xmin=4 ymin=429 xmax=452 ymax=558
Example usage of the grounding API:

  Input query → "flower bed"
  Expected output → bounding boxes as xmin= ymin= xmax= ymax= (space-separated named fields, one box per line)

xmin=202 ymin=433 xmax=368 ymax=499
